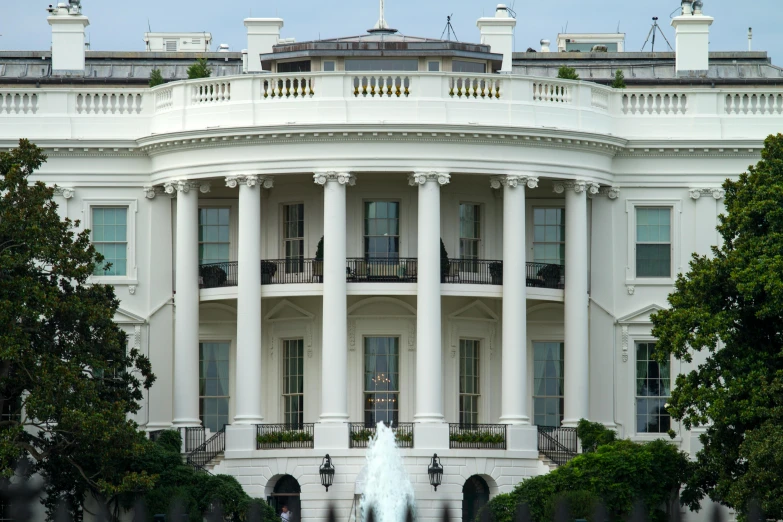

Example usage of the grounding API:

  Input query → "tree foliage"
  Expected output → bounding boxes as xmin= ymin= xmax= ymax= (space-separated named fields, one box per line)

xmin=611 ymin=69 xmax=626 ymax=89
xmin=577 ymin=419 xmax=617 ymax=453
xmin=187 ymin=58 xmax=212 ymax=80
xmin=149 ymin=69 xmax=164 ymax=87
xmin=651 ymin=133 xmax=783 ymax=518
xmin=557 ymin=66 xmax=580 ymax=80
xmin=0 ymin=139 xmax=156 ymax=519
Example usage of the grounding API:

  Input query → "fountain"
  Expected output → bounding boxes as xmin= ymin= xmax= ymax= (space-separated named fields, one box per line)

xmin=360 ymin=422 xmax=415 ymax=522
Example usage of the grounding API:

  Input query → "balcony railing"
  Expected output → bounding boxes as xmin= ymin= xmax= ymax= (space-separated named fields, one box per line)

xmin=526 ymin=262 xmax=564 ymax=289
xmin=349 ymin=422 xmax=414 ymax=448
xmin=262 ymin=259 xmax=319 ymax=284
xmin=346 ymin=258 xmax=418 ymax=283
xmin=181 ymin=426 xmax=205 ymax=452
xmin=449 ymin=424 xmax=507 ymax=450
xmin=444 ymin=260 xmax=564 ymax=289
xmin=199 ymin=262 xmax=238 ymax=289
xmin=186 ymin=425 xmax=226 ymax=470
xmin=256 ymin=423 xmax=315 ymax=449
xmin=537 ymin=426 xmax=578 ymax=466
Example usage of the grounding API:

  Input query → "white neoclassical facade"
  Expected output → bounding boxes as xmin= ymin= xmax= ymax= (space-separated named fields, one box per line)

xmin=2 ymin=1 xmax=782 ymax=520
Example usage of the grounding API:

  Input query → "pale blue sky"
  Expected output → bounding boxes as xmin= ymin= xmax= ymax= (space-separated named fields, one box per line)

xmin=1 ymin=1 xmax=780 ymax=64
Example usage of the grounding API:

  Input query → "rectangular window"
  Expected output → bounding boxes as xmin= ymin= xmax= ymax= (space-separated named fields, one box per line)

xmin=459 ymin=339 xmax=480 ymax=425
xmin=533 ymin=342 xmax=564 ymax=427
xmin=199 ymin=342 xmax=230 ymax=433
xmin=453 ymin=60 xmax=487 ymax=74
xmin=459 ymin=204 xmax=481 ymax=266
xmin=323 ymin=61 xmax=336 ymax=72
xmin=428 ymin=61 xmax=440 ymax=72
xmin=277 ymin=60 xmax=312 ymax=73
xmin=345 ymin=59 xmax=418 ymax=71
xmin=364 ymin=337 xmax=399 ymax=426
xmin=533 ymin=208 xmax=565 ymax=266
xmin=92 ymin=207 xmax=128 ymax=276
xmin=283 ymin=203 xmax=305 ymax=273
xmin=636 ymin=208 xmax=672 ymax=278
xmin=283 ymin=339 xmax=304 ymax=426
xmin=636 ymin=342 xmax=671 ymax=434
xmin=199 ymin=208 xmax=230 ymax=265
xmin=364 ymin=201 xmax=400 ymax=259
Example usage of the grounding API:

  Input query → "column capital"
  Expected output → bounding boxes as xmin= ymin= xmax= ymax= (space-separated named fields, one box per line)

xmin=53 ymin=186 xmax=75 ymax=199
xmin=163 ymin=180 xmax=211 ymax=195
xmin=489 ymin=175 xmax=539 ymax=190
xmin=588 ymin=186 xmax=621 ymax=200
xmin=226 ymin=175 xmax=275 ymax=189
xmin=314 ymin=172 xmax=356 ymax=186
xmin=408 ymin=172 xmax=450 ymax=186
xmin=689 ymin=187 xmax=725 ymax=200
xmin=553 ymin=180 xmax=600 ymax=195
xmin=142 ymin=186 xmax=166 ymax=199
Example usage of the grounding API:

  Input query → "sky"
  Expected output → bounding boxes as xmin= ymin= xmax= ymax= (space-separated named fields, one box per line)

xmin=1 ymin=1 xmax=781 ymax=64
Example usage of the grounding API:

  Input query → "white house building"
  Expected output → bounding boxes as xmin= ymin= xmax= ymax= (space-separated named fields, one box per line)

xmin=2 ymin=0 xmax=782 ymax=520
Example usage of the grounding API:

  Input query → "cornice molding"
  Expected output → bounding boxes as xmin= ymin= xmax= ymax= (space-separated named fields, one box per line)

xmin=689 ymin=188 xmax=725 ymax=200
xmin=489 ymin=175 xmax=539 ymax=190
xmin=163 ymin=180 xmax=211 ymax=195
xmin=225 ymin=175 xmax=275 ymax=189
xmin=313 ymin=172 xmax=356 ymax=186
xmin=553 ymin=180 xmax=600 ymax=195
xmin=408 ymin=172 xmax=451 ymax=186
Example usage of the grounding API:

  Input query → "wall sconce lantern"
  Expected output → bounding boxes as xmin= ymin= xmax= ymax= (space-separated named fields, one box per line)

xmin=320 ymin=454 xmax=335 ymax=491
xmin=428 ymin=453 xmax=443 ymax=491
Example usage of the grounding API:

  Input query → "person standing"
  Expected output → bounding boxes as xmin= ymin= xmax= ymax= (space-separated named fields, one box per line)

xmin=280 ymin=505 xmax=291 ymax=522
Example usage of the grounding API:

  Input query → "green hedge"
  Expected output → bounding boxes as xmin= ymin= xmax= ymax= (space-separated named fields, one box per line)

xmin=257 ymin=431 xmax=313 ymax=444
xmin=449 ymin=432 xmax=505 ymax=444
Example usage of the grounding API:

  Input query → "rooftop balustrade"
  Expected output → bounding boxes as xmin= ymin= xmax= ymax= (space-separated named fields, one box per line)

xmin=1 ymin=73 xmax=781 ymax=142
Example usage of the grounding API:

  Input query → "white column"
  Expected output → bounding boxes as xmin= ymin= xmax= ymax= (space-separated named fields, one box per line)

xmin=556 ymin=180 xmax=596 ymax=427
xmin=167 ymin=180 xmax=210 ymax=428
xmin=410 ymin=172 xmax=450 ymax=423
xmin=314 ymin=172 xmax=354 ymax=423
xmin=491 ymin=175 xmax=538 ymax=424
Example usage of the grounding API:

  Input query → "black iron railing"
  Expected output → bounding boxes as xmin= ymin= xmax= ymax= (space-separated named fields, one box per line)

xmin=449 ymin=424 xmax=507 ymax=450
xmin=526 ymin=262 xmax=565 ymax=289
xmin=182 ymin=426 xmax=205 ymax=452
xmin=346 ymin=258 xmax=418 ymax=283
xmin=444 ymin=259 xmax=502 ymax=285
xmin=261 ymin=259 xmax=320 ymax=284
xmin=256 ymin=424 xmax=315 ymax=449
xmin=199 ymin=262 xmax=238 ymax=289
xmin=187 ymin=425 xmax=226 ymax=471
xmin=349 ymin=422 xmax=414 ymax=448
xmin=537 ymin=425 xmax=578 ymax=466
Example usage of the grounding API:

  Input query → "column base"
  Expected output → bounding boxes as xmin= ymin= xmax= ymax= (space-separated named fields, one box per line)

xmin=232 ymin=415 xmax=265 ymax=425
xmin=506 ymin=424 xmax=539 ymax=454
xmin=413 ymin=422 xmax=449 ymax=450
xmin=561 ymin=418 xmax=584 ymax=428
xmin=314 ymin=422 xmax=350 ymax=450
xmin=225 ymin=424 xmax=257 ymax=454
xmin=172 ymin=418 xmax=202 ymax=428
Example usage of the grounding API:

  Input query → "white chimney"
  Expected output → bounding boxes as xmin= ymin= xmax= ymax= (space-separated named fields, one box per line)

xmin=671 ymin=0 xmax=713 ymax=75
xmin=477 ymin=4 xmax=517 ymax=73
xmin=244 ymin=18 xmax=284 ymax=73
xmin=541 ymin=39 xmax=551 ymax=52
xmin=242 ymin=49 xmax=249 ymax=73
xmin=47 ymin=2 xmax=89 ymax=76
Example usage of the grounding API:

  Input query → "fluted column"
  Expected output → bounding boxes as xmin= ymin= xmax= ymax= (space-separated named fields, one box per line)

xmin=226 ymin=175 xmax=274 ymax=425
xmin=314 ymin=172 xmax=355 ymax=423
xmin=555 ymin=180 xmax=597 ymax=427
xmin=167 ymin=180 xmax=211 ymax=428
xmin=410 ymin=172 xmax=450 ymax=423
xmin=491 ymin=175 xmax=539 ymax=424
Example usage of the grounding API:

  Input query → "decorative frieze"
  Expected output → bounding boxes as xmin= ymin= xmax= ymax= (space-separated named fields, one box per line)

xmin=621 ymin=325 xmax=629 ymax=362
xmin=313 ymin=172 xmax=356 ymax=186
xmin=553 ymin=180 xmax=600 ymax=195
xmin=52 ymin=186 xmax=75 ymax=199
xmin=408 ymin=172 xmax=451 ymax=186
xmin=225 ymin=175 xmax=275 ymax=189
xmin=689 ymin=188 xmax=725 ymax=200
xmin=489 ymin=175 xmax=539 ymax=190
xmin=163 ymin=180 xmax=211 ymax=195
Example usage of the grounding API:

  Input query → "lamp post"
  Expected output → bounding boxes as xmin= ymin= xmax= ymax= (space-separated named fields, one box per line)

xmin=428 ymin=453 xmax=443 ymax=491
xmin=319 ymin=454 xmax=335 ymax=491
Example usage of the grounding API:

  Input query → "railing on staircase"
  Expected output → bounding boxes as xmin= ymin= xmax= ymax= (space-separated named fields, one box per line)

xmin=537 ymin=426 xmax=578 ymax=467
xmin=187 ymin=425 xmax=226 ymax=471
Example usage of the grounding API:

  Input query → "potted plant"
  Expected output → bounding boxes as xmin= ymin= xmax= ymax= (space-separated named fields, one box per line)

xmin=440 ymin=239 xmax=450 ymax=283
xmin=489 ymin=262 xmax=503 ymax=285
xmin=261 ymin=260 xmax=277 ymax=284
xmin=538 ymin=264 xmax=562 ymax=288
xmin=314 ymin=236 xmax=324 ymax=282
xmin=200 ymin=264 xmax=227 ymax=288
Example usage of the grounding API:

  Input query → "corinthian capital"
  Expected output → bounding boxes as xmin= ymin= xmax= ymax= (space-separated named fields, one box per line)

xmin=163 ymin=180 xmax=211 ymax=195
xmin=226 ymin=175 xmax=275 ymax=189
xmin=314 ymin=172 xmax=356 ymax=186
xmin=489 ymin=175 xmax=539 ymax=190
xmin=142 ymin=186 xmax=165 ymax=199
xmin=553 ymin=180 xmax=598 ymax=195
xmin=408 ymin=172 xmax=451 ymax=186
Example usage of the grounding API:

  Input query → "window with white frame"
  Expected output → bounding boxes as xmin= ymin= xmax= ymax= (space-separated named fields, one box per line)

xmin=283 ymin=204 xmax=305 ymax=272
xmin=635 ymin=342 xmax=671 ymax=434
xmin=533 ymin=341 xmax=564 ymax=427
xmin=198 ymin=208 xmax=230 ymax=265
xmin=533 ymin=208 xmax=565 ymax=266
xmin=364 ymin=337 xmax=399 ymax=426
xmin=199 ymin=342 xmax=230 ymax=433
xmin=459 ymin=339 xmax=480 ymax=425
xmin=459 ymin=204 xmax=481 ymax=267
xmin=282 ymin=339 xmax=304 ymax=426
xmin=364 ymin=201 xmax=400 ymax=259
xmin=636 ymin=208 xmax=672 ymax=278
xmin=91 ymin=207 xmax=128 ymax=276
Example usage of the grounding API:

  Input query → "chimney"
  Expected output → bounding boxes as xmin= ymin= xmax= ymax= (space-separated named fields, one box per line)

xmin=540 ymin=39 xmax=551 ymax=52
xmin=47 ymin=2 xmax=89 ymax=76
xmin=477 ymin=4 xmax=517 ymax=73
xmin=244 ymin=18 xmax=284 ymax=73
xmin=671 ymin=0 xmax=713 ymax=75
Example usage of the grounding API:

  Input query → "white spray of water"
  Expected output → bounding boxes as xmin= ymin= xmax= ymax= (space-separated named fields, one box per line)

xmin=361 ymin=422 xmax=415 ymax=522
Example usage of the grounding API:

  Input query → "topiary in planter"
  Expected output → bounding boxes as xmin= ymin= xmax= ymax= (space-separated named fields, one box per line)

xmin=261 ymin=260 xmax=277 ymax=284
xmin=200 ymin=264 xmax=227 ymax=288
xmin=440 ymin=239 xmax=450 ymax=282
xmin=489 ymin=261 xmax=503 ymax=285
xmin=538 ymin=263 xmax=562 ymax=288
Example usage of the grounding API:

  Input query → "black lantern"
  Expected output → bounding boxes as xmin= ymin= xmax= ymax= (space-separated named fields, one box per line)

xmin=428 ymin=453 xmax=443 ymax=491
xmin=319 ymin=454 xmax=335 ymax=491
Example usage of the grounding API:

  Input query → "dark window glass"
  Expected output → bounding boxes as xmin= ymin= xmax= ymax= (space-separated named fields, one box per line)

xmin=364 ymin=201 xmax=400 ymax=259
xmin=199 ymin=342 xmax=230 ymax=432
xmin=283 ymin=339 xmax=304 ymax=426
xmin=636 ymin=342 xmax=671 ymax=434
xmin=364 ymin=337 xmax=400 ymax=426
xmin=277 ymin=60 xmax=311 ymax=73
xmin=453 ymin=60 xmax=487 ymax=74
xmin=345 ymin=59 xmax=418 ymax=71
xmin=459 ymin=339 xmax=480 ymax=425
xmin=533 ymin=342 xmax=564 ymax=427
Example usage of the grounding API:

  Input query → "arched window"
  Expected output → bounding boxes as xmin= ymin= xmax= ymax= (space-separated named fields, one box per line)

xmin=462 ymin=475 xmax=490 ymax=522
xmin=271 ymin=475 xmax=301 ymax=522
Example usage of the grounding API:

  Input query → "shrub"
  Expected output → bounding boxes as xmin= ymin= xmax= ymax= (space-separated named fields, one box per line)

xmin=440 ymin=239 xmax=450 ymax=282
xmin=557 ymin=66 xmax=580 ymax=80
xmin=611 ymin=69 xmax=626 ymax=89
xmin=449 ymin=431 xmax=505 ymax=445
xmin=187 ymin=57 xmax=212 ymax=79
xmin=576 ymin=419 xmax=617 ymax=453
xmin=478 ymin=493 xmax=517 ymax=522
xmin=315 ymin=236 xmax=324 ymax=260
xmin=257 ymin=431 xmax=314 ymax=445
xmin=149 ymin=68 xmax=164 ymax=87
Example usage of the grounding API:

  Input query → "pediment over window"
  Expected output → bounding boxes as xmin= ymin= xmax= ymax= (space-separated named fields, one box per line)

xmin=448 ymin=300 xmax=498 ymax=322
xmin=264 ymin=300 xmax=315 ymax=322
xmin=114 ymin=307 xmax=145 ymax=325
xmin=616 ymin=304 xmax=667 ymax=325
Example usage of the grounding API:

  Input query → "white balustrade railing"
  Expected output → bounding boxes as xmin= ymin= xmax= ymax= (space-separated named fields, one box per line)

xmin=191 ymin=80 xmax=231 ymax=105
xmin=155 ymin=88 xmax=174 ymax=112
xmin=0 ymin=92 xmax=38 ymax=114
xmin=725 ymin=92 xmax=783 ymax=115
xmin=532 ymin=81 xmax=572 ymax=103
xmin=261 ymin=76 xmax=315 ymax=99
xmin=621 ymin=92 xmax=687 ymax=115
xmin=590 ymin=88 xmax=610 ymax=111
xmin=75 ymin=92 xmax=144 ymax=115
xmin=448 ymin=76 xmax=502 ymax=100
xmin=352 ymin=75 xmax=411 ymax=98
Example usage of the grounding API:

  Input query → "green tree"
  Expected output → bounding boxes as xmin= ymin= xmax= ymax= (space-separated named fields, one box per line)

xmin=0 ymin=139 xmax=156 ymax=519
xmin=149 ymin=69 xmax=164 ymax=87
xmin=187 ymin=58 xmax=212 ymax=79
xmin=651 ymin=133 xmax=783 ymax=519
xmin=557 ymin=66 xmax=580 ymax=80
xmin=577 ymin=419 xmax=617 ymax=453
xmin=611 ymin=69 xmax=626 ymax=88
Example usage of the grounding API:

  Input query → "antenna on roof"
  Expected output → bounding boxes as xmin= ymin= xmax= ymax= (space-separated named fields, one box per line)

xmin=440 ymin=14 xmax=459 ymax=42
xmin=368 ymin=0 xmax=398 ymax=34
xmin=640 ymin=16 xmax=673 ymax=52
